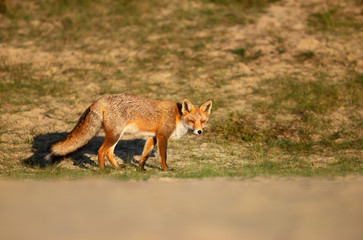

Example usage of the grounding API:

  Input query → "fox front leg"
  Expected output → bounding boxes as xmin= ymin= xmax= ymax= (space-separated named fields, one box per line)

xmin=156 ymin=134 xmax=168 ymax=171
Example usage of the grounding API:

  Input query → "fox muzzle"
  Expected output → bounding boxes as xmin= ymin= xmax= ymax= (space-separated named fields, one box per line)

xmin=193 ymin=129 xmax=203 ymax=135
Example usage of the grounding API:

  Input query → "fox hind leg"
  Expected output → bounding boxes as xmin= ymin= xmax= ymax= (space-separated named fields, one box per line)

xmin=106 ymin=142 xmax=121 ymax=169
xmin=98 ymin=132 xmax=120 ymax=170
xmin=138 ymin=136 xmax=156 ymax=171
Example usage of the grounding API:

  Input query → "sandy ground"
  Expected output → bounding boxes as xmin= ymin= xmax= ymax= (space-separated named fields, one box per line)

xmin=1 ymin=177 xmax=362 ymax=240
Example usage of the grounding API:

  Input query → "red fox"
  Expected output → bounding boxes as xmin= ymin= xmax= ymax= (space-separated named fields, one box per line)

xmin=46 ymin=93 xmax=212 ymax=171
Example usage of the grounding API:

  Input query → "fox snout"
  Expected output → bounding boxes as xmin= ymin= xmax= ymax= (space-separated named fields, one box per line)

xmin=193 ymin=129 xmax=203 ymax=135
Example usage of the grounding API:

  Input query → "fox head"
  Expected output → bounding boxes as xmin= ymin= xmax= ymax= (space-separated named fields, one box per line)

xmin=181 ymin=98 xmax=213 ymax=135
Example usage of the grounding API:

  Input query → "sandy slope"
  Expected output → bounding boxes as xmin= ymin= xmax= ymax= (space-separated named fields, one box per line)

xmin=1 ymin=177 xmax=362 ymax=240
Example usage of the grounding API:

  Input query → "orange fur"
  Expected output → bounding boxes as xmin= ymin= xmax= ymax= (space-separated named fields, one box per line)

xmin=46 ymin=93 xmax=212 ymax=171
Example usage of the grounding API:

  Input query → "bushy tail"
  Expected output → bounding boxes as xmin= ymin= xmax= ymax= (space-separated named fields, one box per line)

xmin=46 ymin=107 xmax=102 ymax=162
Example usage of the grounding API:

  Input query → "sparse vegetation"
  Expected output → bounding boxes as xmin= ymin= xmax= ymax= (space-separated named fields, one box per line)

xmin=308 ymin=7 xmax=363 ymax=34
xmin=295 ymin=51 xmax=315 ymax=61
xmin=254 ymin=73 xmax=363 ymax=114
xmin=210 ymin=71 xmax=362 ymax=176
xmin=0 ymin=0 xmax=362 ymax=179
xmin=231 ymin=47 xmax=263 ymax=62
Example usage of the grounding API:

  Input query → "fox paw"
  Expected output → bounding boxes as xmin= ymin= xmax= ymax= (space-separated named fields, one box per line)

xmin=161 ymin=166 xmax=169 ymax=171
xmin=137 ymin=165 xmax=146 ymax=172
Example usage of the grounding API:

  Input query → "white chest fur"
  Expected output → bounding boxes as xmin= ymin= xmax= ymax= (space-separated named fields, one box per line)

xmin=170 ymin=122 xmax=189 ymax=140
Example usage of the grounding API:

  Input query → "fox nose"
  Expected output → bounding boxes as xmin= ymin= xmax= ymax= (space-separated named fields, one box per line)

xmin=197 ymin=130 xmax=203 ymax=135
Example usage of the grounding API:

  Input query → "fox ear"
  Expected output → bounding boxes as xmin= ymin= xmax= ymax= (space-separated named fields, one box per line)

xmin=182 ymin=98 xmax=194 ymax=114
xmin=200 ymin=100 xmax=212 ymax=116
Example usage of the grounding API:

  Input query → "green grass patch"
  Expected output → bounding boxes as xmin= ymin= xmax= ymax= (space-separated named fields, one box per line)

xmin=0 ymin=61 xmax=70 ymax=111
xmin=209 ymin=71 xmax=362 ymax=175
xmin=5 ymin=155 xmax=360 ymax=180
xmin=254 ymin=73 xmax=362 ymax=114
xmin=295 ymin=51 xmax=315 ymax=61
xmin=207 ymin=0 xmax=280 ymax=8
xmin=231 ymin=47 xmax=263 ymax=62
xmin=308 ymin=7 xmax=362 ymax=34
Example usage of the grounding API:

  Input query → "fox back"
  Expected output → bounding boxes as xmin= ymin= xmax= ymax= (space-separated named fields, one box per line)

xmin=94 ymin=93 xmax=180 ymax=138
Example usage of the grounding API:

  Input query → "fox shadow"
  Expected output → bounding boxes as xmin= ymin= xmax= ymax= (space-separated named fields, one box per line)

xmin=23 ymin=132 xmax=156 ymax=170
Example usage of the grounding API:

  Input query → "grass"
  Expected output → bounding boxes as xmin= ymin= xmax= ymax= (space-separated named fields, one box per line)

xmin=295 ymin=51 xmax=315 ymax=61
xmin=0 ymin=0 xmax=362 ymax=180
xmin=231 ymin=47 xmax=263 ymax=62
xmin=6 ymin=151 xmax=360 ymax=180
xmin=207 ymin=0 xmax=280 ymax=8
xmin=308 ymin=7 xmax=363 ymax=34
xmin=0 ymin=61 xmax=71 ymax=113
xmin=209 ymin=71 xmax=362 ymax=176
xmin=254 ymin=73 xmax=362 ymax=114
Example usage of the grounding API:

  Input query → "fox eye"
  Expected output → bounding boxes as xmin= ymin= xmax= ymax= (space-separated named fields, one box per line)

xmin=188 ymin=120 xmax=195 ymax=124
xmin=201 ymin=120 xmax=206 ymax=124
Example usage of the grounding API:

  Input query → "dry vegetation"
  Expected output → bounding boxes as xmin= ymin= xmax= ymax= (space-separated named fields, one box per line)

xmin=0 ymin=0 xmax=362 ymax=179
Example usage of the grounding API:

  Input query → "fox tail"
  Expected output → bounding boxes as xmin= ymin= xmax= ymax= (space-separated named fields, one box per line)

xmin=45 ymin=107 xmax=102 ymax=162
